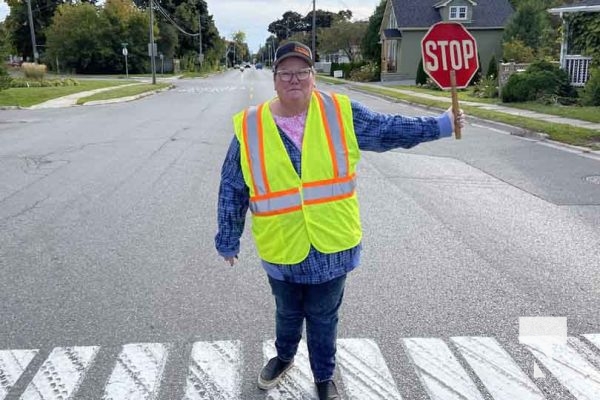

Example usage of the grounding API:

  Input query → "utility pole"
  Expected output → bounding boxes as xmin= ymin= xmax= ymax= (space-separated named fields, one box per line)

xmin=311 ymin=0 xmax=316 ymax=63
xmin=149 ymin=0 xmax=157 ymax=84
xmin=26 ymin=0 xmax=38 ymax=63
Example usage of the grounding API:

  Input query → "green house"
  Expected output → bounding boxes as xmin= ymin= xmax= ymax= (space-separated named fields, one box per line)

xmin=380 ymin=0 xmax=514 ymax=83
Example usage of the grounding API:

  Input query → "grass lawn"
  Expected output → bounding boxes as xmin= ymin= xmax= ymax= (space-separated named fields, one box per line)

xmin=399 ymin=85 xmax=600 ymax=122
xmin=0 ymin=80 xmax=135 ymax=107
xmin=77 ymin=83 xmax=171 ymax=104
xmin=353 ymin=85 xmax=600 ymax=150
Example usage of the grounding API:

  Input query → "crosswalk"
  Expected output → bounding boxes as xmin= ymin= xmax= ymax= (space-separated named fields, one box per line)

xmin=1 ymin=334 xmax=600 ymax=399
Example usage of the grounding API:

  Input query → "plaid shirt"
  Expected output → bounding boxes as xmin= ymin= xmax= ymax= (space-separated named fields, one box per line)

xmin=215 ymin=100 xmax=452 ymax=284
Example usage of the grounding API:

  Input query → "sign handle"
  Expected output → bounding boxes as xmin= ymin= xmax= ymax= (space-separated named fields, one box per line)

xmin=450 ymin=70 xmax=461 ymax=140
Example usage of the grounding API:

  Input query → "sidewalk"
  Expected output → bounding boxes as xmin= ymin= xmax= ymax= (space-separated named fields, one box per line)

xmin=348 ymin=80 xmax=600 ymax=132
xmin=28 ymin=75 xmax=181 ymax=109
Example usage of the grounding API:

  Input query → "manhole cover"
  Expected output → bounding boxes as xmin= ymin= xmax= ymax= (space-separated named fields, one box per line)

xmin=584 ymin=175 xmax=600 ymax=185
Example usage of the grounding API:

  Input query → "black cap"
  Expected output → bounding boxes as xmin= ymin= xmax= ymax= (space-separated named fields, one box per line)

xmin=273 ymin=41 xmax=314 ymax=68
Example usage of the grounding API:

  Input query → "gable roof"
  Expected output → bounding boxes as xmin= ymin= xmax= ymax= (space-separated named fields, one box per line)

xmin=391 ymin=0 xmax=513 ymax=29
xmin=433 ymin=0 xmax=477 ymax=8
xmin=548 ymin=0 xmax=600 ymax=14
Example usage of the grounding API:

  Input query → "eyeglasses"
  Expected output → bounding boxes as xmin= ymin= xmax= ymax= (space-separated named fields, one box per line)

xmin=276 ymin=68 xmax=313 ymax=82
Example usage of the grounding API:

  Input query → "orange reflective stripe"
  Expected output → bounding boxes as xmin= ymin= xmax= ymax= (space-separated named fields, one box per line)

xmin=314 ymin=91 xmax=339 ymax=178
xmin=256 ymin=103 xmax=270 ymax=194
xmin=331 ymin=93 xmax=350 ymax=177
xmin=242 ymin=109 xmax=259 ymax=196
xmin=251 ymin=187 xmax=300 ymax=202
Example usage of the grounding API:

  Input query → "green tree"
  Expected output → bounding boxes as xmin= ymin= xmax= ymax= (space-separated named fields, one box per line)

xmin=503 ymin=39 xmax=536 ymax=62
xmin=361 ymin=0 xmax=385 ymax=64
xmin=487 ymin=55 xmax=498 ymax=78
xmin=503 ymin=0 xmax=558 ymax=58
xmin=1 ymin=22 xmax=13 ymax=90
xmin=318 ymin=20 xmax=367 ymax=63
xmin=415 ymin=58 xmax=427 ymax=86
xmin=269 ymin=11 xmax=306 ymax=41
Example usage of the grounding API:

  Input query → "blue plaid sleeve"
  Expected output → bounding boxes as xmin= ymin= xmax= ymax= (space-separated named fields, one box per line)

xmin=351 ymin=100 xmax=450 ymax=151
xmin=214 ymin=136 xmax=249 ymax=258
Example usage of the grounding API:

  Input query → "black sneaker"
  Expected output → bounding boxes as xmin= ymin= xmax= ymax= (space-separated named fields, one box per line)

xmin=257 ymin=356 xmax=294 ymax=389
xmin=316 ymin=380 xmax=340 ymax=400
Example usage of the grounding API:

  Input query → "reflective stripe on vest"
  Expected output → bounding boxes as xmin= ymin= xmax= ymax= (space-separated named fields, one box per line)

xmin=243 ymin=91 xmax=355 ymax=216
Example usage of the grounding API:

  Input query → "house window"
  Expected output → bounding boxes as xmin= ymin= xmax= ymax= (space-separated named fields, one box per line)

xmin=449 ymin=6 xmax=468 ymax=20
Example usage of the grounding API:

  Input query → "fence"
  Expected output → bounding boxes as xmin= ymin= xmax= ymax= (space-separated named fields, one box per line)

xmin=564 ymin=55 xmax=592 ymax=87
xmin=499 ymin=57 xmax=593 ymax=93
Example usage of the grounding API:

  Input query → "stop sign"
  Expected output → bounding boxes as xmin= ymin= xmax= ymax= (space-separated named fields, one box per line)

xmin=421 ymin=22 xmax=478 ymax=89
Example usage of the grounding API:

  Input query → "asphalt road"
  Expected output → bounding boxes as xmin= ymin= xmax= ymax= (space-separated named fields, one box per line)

xmin=1 ymin=69 xmax=599 ymax=399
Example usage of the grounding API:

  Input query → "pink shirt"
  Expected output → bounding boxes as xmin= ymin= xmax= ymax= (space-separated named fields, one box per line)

xmin=273 ymin=111 xmax=307 ymax=150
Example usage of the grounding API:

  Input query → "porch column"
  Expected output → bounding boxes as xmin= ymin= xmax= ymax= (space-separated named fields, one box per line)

xmin=560 ymin=12 xmax=568 ymax=69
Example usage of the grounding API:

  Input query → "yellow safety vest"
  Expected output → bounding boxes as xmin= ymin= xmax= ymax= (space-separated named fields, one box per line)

xmin=233 ymin=90 xmax=362 ymax=264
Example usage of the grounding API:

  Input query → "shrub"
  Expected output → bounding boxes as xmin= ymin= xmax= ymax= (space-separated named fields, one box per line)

xmin=503 ymin=39 xmax=535 ymax=63
xmin=0 ymin=74 xmax=12 ymax=91
xmin=9 ymin=78 xmax=79 ymax=88
xmin=348 ymin=62 xmax=379 ymax=82
xmin=415 ymin=58 xmax=427 ymax=86
xmin=581 ymin=68 xmax=600 ymax=106
xmin=487 ymin=55 xmax=498 ymax=79
xmin=21 ymin=63 xmax=47 ymax=81
xmin=501 ymin=60 xmax=577 ymax=103
xmin=472 ymin=75 xmax=498 ymax=98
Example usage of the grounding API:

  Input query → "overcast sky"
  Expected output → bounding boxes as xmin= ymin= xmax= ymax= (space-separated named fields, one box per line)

xmin=0 ymin=0 xmax=381 ymax=52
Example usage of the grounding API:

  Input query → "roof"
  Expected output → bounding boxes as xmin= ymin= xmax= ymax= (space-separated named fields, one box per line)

xmin=391 ymin=0 xmax=514 ymax=29
xmin=383 ymin=28 xmax=402 ymax=39
xmin=548 ymin=0 xmax=600 ymax=14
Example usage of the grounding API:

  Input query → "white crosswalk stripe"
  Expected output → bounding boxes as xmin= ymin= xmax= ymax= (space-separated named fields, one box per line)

xmin=262 ymin=340 xmax=317 ymax=400
xmin=404 ymin=337 xmax=485 ymax=400
xmin=1 ymin=334 xmax=599 ymax=399
xmin=21 ymin=346 xmax=99 ymax=400
xmin=583 ymin=333 xmax=600 ymax=351
xmin=0 ymin=349 xmax=38 ymax=400
xmin=182 ymin=340 xmax=242 ymax=400
xmin=521 ymin=336 xmax=600 ymax=400
xmin=102 ymin=343 xmax=169 ymax=400
xmin=337 ymin=338 xmax=403 ymax=400
xmin=451 ymin=337 xmax=545 ymax=400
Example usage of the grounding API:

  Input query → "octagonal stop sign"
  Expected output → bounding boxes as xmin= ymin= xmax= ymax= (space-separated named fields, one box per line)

xmin=421 ymin=22 xmax=478 ymax=89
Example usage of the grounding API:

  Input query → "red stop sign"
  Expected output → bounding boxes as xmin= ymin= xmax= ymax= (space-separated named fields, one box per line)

xmin=421 ymin=22 xmax=479 ymax=89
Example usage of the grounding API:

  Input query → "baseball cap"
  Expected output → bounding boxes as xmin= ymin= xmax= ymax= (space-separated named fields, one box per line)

xmin=273 ymin=41 xmax=314 ymax=68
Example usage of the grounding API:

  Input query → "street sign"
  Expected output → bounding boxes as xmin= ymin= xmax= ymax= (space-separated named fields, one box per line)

xmin=421 ymin=22 xmax=478 ymax=89
xmin=122 ymin=48 xmax=128 ymax=56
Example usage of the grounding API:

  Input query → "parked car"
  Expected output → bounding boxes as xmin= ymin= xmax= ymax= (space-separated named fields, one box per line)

xmin=255 ymin=63 xmax=263 ymax=70
xmin=244 ymin=63 xmax=251 ymax=69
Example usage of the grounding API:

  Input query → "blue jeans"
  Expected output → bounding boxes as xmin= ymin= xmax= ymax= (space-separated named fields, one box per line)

xmin=268 ymin=274 xmax=347 ymax=383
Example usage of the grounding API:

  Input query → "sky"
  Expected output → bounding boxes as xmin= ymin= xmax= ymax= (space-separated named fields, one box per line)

xmin=0 ymin=0 xmax=382 ymax=52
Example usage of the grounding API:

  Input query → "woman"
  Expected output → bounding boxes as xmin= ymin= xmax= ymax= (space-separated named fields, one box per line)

xmin=216 ymin=41 xmax=464 ymax=399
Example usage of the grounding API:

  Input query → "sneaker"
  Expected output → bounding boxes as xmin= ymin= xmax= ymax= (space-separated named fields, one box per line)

xmin=316 ymin=380 xmax=340 ymax=400
xmin=257 ymin=356 xmax=294 ymax=390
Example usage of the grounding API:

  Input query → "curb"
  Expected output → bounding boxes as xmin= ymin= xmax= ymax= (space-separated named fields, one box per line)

xmin=82 ymin=85 xmax=174 ymax=106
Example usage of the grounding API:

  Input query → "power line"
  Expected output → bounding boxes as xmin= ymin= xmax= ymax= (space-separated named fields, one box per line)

xmin=153 ymin=2 xmax=200 ymax=37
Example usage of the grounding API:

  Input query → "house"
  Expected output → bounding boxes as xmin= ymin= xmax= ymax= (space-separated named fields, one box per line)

xmin=379 ymin=0 xmax=514 ymax=82
xmin=548 ymin=0 xmax=600 ymax=86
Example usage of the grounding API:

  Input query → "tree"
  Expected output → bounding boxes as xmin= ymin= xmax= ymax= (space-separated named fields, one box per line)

xmin=318 ymin=20 xmax=367 ymax=63
xmin=503 ymin=0 xmax=558 ymax=58
xmin=361 ymin=0 xmax=385 ymax=64
xmin=415 ymin=58 xmax=427 ymax=86
xmin=268 ymin=11 xmax=306 ymax=41
xmin=487 ymin=55 xmax=498 ymax=78
xmin=45 ymin=0 xmax=150 ymax=73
